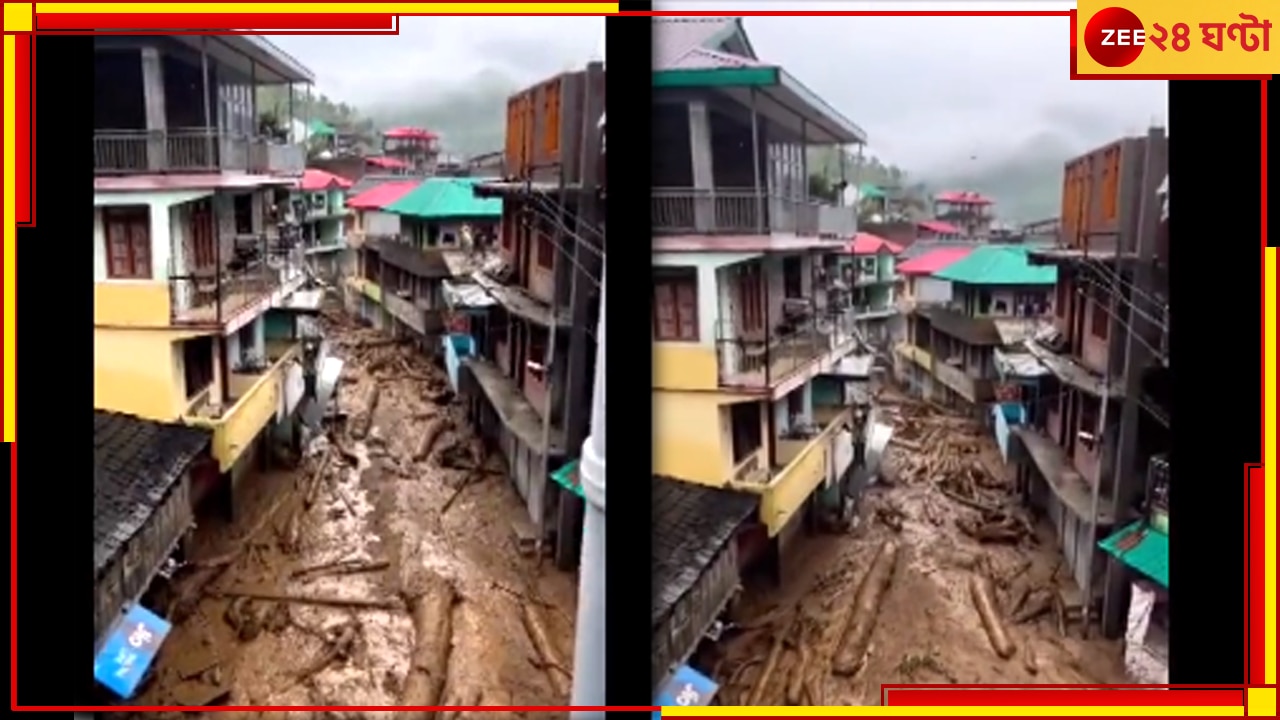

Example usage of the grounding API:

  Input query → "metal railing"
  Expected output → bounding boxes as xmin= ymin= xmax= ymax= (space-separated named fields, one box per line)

xmin=715 ymin=309 xmax=856 ymax=388
xmin=169 ymin=237 xmax=304 ymax=325
xmin=652 ymin=187 xmax=854 ymax=236
xmin=94 ymin=128 xmax=303 ymax=175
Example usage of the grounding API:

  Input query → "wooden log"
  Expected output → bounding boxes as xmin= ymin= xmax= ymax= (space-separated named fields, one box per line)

xmin=398 ymin=578 xmax=459 ymax=720
xmin=290 ymin=558 xmax=390 ymax=580
xmin=413 ymin=416 xmax=452 ymax=462
xmin=521 ymin=603 xmax=572 ymax=698
xmin=746 ymin=620 xmax=790 ymax=705
xmin=1013 ymin=589 xmax=1054 ymax=624
xmin=214 ymin=588 xmax=401 ymax=611
xmin=785 ymin=643 xmax=810 ymax=705
xmin=350 ymin=383 xmax=382 ymax=439
xmin=970 ymin=574 xmax=1016 ymax=659
xmin=831 ymin=541 xmax=901 ymax=676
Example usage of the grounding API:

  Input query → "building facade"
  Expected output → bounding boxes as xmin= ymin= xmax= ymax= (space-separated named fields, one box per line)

xmin=649 ymin=16 xmax=868 ymax=692
xmin=291 ymin=168 xmax=353 ymax=280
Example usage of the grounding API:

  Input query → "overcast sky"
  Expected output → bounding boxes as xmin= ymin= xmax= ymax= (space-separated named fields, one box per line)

xmin=657 ymin=1 xmax=1168 ymax=175
xmin=269 ymin=16 xmax=604 ymax=107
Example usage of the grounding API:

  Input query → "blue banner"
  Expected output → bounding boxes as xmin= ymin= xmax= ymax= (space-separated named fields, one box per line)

xmin=93 ymin=604 xmax=172 ymax=699
xmin=656 ymin=663 xmax=718 ymax=707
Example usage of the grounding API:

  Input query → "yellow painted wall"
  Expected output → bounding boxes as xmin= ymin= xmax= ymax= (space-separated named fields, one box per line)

xmin=186 ymin=366 xmax=282 ymax=472
xmin=94 ymin=282 xmax=172 ymax=328
xmin=653 ymin=342 xmax=719 ymax=391
xmin=653 ymin=390 xmax=735 ymax=485
xmin=758 ymin=436 xmax=828 ymax=536
xmin=94 ymin=328 xmax=186 ymax=420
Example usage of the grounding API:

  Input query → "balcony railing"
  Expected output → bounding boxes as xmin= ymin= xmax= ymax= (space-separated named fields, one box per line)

xmin=715 ymin=309 xmax=857 ymax=388
xmin=652 ymin=187 xmax=856 ymax=237
xmin=169 ymin=238 xmax=304 ymax=326
xmin=93 ymin=128 xmax=304 ymax=175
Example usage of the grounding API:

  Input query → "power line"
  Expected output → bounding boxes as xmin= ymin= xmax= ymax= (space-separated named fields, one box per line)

xmin=528 ymin=190 xmax=606 ymax=257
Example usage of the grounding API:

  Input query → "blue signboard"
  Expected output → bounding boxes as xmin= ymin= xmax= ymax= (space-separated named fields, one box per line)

xmin=656 ymin=663 xmax=718 ymax=707
xmin=93 ymin=604 xmax=172 ymax=699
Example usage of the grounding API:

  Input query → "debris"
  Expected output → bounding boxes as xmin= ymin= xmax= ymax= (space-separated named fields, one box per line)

xmin=399 ymin=577 xmax=459 ymax=717
xmin=290 ymin=558 xmax=391 ymax=580
xmin=874 ymin=504 xmax=906 ymax=533
xmin=350 ymin=383 xmax=382 ymax=439
xmin=224 ymin=596 xmax=265 ymax=641
xmin=296 ymin=623 xmax=359 ymax=683
xmin=746 ymin=617 xmax=793 ymax=705
xmin=413 ymin=415 xmax=452 ymax=462
xmin=970 ymin=574 xmax=1016 ymax=659
xmin=785 ymin=641 xmax=810 ymax=705
xmin=832 ymin=541 xmax=901 ymax=676
xmin=440 ymin=471 xmax=484 ymax=517
xmin=304 ymin=448 xmax=335 ymax=509
xmin=1012 ymin=588 xmax=1054 ymax=625
xmin=521 ymin=602 xmax=572 ymax=698
xmin=1022 ymin=640 xmax=1040 ymax=675
xmin=214 ymin=588 xmax=403 ymax=611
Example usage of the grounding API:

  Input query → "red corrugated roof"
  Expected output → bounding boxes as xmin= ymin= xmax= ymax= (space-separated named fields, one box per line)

xmin=935 ymin=190 xmax=993 ymax=205
xmin=846 ymin=232 xmax=903 ymax=256
xmin=347 ymin=181 xmax=419 ymax=210
xmin=917 ymin=219 xmax=963 ymax=235
xmin=383 ymin=126 xmax=437 ymax=140
xmin=897 ymin=247 xmax=974 ymax=275
xmin=365 ymin=156 xmax=412 ymax=170
xmin=299 ymin=168 xmax=353 ymax=191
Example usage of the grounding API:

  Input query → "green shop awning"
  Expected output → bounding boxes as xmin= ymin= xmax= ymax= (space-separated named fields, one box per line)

xmin=1099 ymin=521 xmax=1168 ymax=589
xmin=550 ymin=459 xmax=584 ymax=499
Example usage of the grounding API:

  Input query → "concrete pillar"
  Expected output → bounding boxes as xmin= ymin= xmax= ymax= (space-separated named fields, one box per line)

xmin=141 ymin=47 xmax=167 ymax=170
xmin=687 ymin=101 xmax=715 ymax=231
xmin=570 ymin=264 xmax=605 ymax=717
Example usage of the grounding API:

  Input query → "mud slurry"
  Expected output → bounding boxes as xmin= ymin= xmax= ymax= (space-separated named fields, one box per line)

xmin=119 ymin=315 xmax=576 ymax=717
xmin=709 ymin=392 xmax=1127 ymax=706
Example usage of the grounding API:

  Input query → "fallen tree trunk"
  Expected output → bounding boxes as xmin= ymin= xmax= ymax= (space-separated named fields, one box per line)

xmin=398 ymin=578 xmax=459 ymax=720
xmin=214 ymin=588 xmax=401 ymax=611
xmin=521 ymin=603 xmax=572 ymax=698
xmin=746 ymin=620 xmax=791 ymax=705
xmin=970 ymin=574 xmax=1016 ymax=659
xmin=290 ymin=558 xmax=390 ymax=580
xmin=831 ymin=541 xmax=901 ymax=676
xmin=413 ymin=416 xmax=452 ymax=462
xmin=785 ymin=642 xmax=810 ymax=705
xmin=350 ymin=383 xmax=382 ymax=439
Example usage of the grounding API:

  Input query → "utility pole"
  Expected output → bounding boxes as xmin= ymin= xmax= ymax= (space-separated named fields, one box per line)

xmin=570 ymin=262 xmax=606 ymax=717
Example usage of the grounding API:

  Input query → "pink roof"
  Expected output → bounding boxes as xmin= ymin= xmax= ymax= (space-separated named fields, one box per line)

xmin=917 ymin=219 xmax=963 ymax=235
xmin=846 ymin=232 xmax=903 ymax=256
xmin=347 ymin=181 xmax=418 ymax=210
xmin=365 ymin=156 xmax=411 ymax=170
xmin=935 ymin=190 xmax=993 ymax=205
xmin=299 ymin=168 xmax=353 ymax=191
xmin=897 ymin=247 xmax=974 ymax=276
xmin=94 ymin=173 xmax=297 ymax=192
xmin=653 ymin=235 xmax=845 ymax=253
xmin=383 ymin=126 xmax=437 ymax=140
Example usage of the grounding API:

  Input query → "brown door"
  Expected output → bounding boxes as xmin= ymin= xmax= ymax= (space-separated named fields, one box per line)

xmin=189 ymin=199 xmax=216 ymax=270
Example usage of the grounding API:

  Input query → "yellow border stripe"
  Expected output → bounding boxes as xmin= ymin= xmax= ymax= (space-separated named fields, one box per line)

xmin=1266 ymin=244 xmax=1276 ymax=686
xmin=661 ymin=707 xmax=1245 ymax=717
xmin=3 ymin=34 xmax=14 ymax=443
xmin=36 ymin=3 xmax=618 ymax=14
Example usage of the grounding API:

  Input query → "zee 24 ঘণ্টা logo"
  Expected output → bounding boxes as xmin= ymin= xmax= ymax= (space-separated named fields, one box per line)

xmin=1083 ymin=6 xmax=1272 ymax=67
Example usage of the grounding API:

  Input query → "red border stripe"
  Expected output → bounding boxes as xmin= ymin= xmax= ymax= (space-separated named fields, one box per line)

xmin=887 ymin=689 xmax=1246 ymax=707
xmin=35 ymin=13 xmax=396 ymax=30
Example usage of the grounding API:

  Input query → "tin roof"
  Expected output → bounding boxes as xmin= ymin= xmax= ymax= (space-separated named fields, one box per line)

xmin=299 ymin=168 xmax=353 ymax=192
xmin=653 ymin=235 xmax=844 ymax=254
xmin=846 ymin=232 xmax=903 ymax=256
xmin=935 ymin=190 xmax=994 ymax=205
xmin=94 ymin=411 xmax=211 ymax=578
xmin=347 ymin=180 xmax=418 ymax=210
xmin=384 ymin=177 xmax=502 ymax=220
xmin=897 ymin=246 xmax=973 ymax=275
xmin=94 ymin=173 xmax=297 ymax=193
xmin=933 ymin=245 xmax=1057 ymax=286
xmin=917 ymin=219 xmax=964 ymax=235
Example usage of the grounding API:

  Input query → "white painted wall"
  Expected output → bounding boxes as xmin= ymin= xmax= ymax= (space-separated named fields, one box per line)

xmin=365 ymin=210 xmax=401 ymax=237
xmin=653 ymin=251 xmax=761 ymax=345
xmin=915 ymin=277 xmax=953 ymax=304
xmin=93 ymin=190 xmax=211 ymax=282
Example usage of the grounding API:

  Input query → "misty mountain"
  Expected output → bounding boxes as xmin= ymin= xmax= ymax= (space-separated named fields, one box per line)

xmin=361 ymin=69 xmax=518 ymax=157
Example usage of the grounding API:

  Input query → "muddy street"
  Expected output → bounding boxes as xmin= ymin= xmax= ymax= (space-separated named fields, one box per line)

xmin=120 ymin=310 xmax=576 ymax=715
xmin=707 ymin=390 xmax=1126 ymax=705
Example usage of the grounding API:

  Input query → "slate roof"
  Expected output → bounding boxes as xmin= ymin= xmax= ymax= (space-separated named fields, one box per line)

xmin=94 ymin=412 xmax=211 ymax=578
xmin=652 ymin=476 xmax=757 ymax=629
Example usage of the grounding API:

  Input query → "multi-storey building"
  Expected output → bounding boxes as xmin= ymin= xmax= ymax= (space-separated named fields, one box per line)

xmin=894 ymin=244 xmax=1056 ymax=412
xmin=357 ymin=178 xmax=503 ymax=348
xmin=649 ymin=16 xmax=868 ymax=691
xmin=93 ymin=35 xmax=319 ymax=504
xmin=843 ymin=233 xmax=902 ymax=345
xmin=381 ymin=126 xmax=441 ymax=174
xmin=441 ymin=65 xmax=605 ymax=571
xmin=1002 ymin=129 xmax=1169 ymax=640
xmin=933 ymin=190 xmax=995 ymax=237
xmin=290 ymin=168 xmax=352 ymax=279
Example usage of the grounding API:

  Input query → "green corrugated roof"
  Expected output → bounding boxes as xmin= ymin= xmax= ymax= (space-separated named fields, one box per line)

xmin=384 ymin=178 xmax=502 ymax=220
xmin=859 ymin=183 xmax=886 ymax=199
xmin=1099 ymin=521 xmax=1168 ymax=588
xmin=309 ymin=119 xmax=336 ymax=137
xmin=932 ymin=245 xmax=1057 ymax=286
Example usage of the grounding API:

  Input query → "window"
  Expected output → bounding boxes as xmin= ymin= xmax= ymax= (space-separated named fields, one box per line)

xmin=103 ymin=206 xmax=152 ymax=279
xmin=425 ymin=223 xmax=441 ymax=247
xmin=977 ymin=289 xmax=992 ymax=314
xmin=1090 ymin=285 xmax=1110 ymax=338
xmin=653 ymin=268 xmax=699 ymax=341
xmin=233 ymin=194 xmax=253 ymax=234
xmin=182 ymin=336 xmax=214 ymax=400
xmin=442 ymin=232 xmax=456 ymax=246
xmin=783 ymin=256 xmax=803 ymax=298
xmin=536 ymin=232 xmax=555 ymax=269
xmin=993 ymin=299 xmax=1009 ymax=314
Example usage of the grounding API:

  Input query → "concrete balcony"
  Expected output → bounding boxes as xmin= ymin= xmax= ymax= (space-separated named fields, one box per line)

xmin=94 ymin=128 xmax=305 ymax=176
xmin=383 ymin=290 xmax=444 ymax=336
xmin=169 ymin=245 xmax=306 ymax=332
xmin=184 ymin=340 xmax=301 ymax=471
xmin=715 ymin=311 xmax=859 ymax=392
xmin=652 ymin=187 xmax=855 ymax=237
xmin=894 ymin=342 xmax=933 ymax=370
xmin=933 ymin=359 xmax=995 ymax=403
